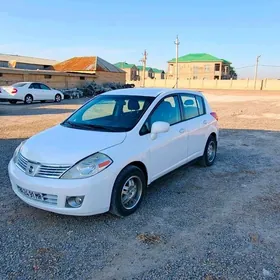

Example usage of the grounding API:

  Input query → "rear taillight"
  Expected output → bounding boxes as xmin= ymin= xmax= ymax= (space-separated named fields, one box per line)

xmin=11 ymin=88 xmax=17 ymax=94
xmin=210 ymin=112 xmax=218 ymax=121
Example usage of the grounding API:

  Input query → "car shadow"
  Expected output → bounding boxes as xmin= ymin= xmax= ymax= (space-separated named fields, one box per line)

xmin=1 ymin=128 xmax=280 ymax=224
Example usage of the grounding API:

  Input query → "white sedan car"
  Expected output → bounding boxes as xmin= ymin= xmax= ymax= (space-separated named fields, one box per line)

xmin=0 ymin=82 xmax=64 ymax=104
xmin=8 ymin=88 xmax=219 ymax=217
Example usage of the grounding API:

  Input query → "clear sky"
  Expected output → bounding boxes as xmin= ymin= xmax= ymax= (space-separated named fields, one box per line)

xmin=1 ymin=0 xmax=280 ymax=78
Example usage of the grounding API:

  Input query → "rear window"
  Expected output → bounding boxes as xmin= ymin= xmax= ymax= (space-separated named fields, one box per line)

xmin=12 ymin=82 xmax=28 ymax=88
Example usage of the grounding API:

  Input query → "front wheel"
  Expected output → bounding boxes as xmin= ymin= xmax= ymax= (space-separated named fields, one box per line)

xmin=110 ymin=166 xmax=146 ymax=217
xmin=55 ymin=94 xmax=62 ymax=103
xmin=199 ymin=135 xmax=217 ymax=167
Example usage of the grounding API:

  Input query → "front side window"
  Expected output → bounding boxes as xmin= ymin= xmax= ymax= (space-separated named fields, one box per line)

xmin=62 ymin=95 xmax=155 ymax=132
xmin=40 ymin=84 xmax=51 ymax=90
xmin=141 ymin=96 xmax=181 ymax=134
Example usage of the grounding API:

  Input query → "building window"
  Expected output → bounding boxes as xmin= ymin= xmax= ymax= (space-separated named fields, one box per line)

xmin=215 ymin=64 xmax=220 ymax=71
xmin=44 ymin=75 xmax=52 ymax=79
xmin=0 ymin=73 xmax=3 ymax=77
xmin=80 ymin=76 xmax=85 ymax=80
xmin=204 ymin=65 xmax=210 ymax=72
xmin=193 ymin=76 xmax=198 ymax=80
xmin=193 ymin=66 xmax=199 ymax=74
xmin=169 ymin=64 xmax=174 ymax=74
xmin=214 ymin=76 xmax=220 ymax=80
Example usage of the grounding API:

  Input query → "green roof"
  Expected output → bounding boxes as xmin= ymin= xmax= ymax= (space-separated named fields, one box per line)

xmin=137 ymin=65 xmax=152 ymax=71
xmin=221 ymin=59 xmax=232 ymax=64
xmin=168 ymin=53 xmax=231 ymax=63
xmin=152 ymin=68 xmax=165 ymax=73
xmin=114 ymin=62 xmax=136 ymax=69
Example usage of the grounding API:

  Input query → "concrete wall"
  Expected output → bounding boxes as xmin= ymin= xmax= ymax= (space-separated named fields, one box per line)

xmin=129 ymin=78 xmax=279 ymax=90
xmin=0 ymin=68 xmax=126 ymax=88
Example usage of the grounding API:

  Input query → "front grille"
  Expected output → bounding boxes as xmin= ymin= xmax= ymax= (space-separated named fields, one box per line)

xmin=16 ymin=152 xmax=71 ymax=179
xmin=17 ymin=186 xmax=58 ymax=205
xmin=37 ymin=164 xmax=71 ymax=179
xmin=17 ymin=152 xmax=28 ymax=172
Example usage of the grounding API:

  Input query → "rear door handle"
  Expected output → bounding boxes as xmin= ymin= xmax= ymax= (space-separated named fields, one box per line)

xmin=203 ymin=120 xmax=208 ymax=125
xmin=179 ymin=128 xmax=185 ymax=133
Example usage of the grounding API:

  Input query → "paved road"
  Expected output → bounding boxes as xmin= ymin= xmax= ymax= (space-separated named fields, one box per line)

xmin=0 ymin=96 xmax=279 ymax=280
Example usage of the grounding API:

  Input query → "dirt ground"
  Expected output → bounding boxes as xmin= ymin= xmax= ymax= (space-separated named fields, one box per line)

xmin=0 ymin=90 xmax=280 ymax=280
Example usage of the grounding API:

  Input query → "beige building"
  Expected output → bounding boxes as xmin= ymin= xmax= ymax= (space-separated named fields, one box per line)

xmin=114 ymin=62 xmax=139 ymax=81
xmin=52 ymin=56 xmax=126 ymax=84
xmin=168 ymin=53 xmax=235 ymax=80
xmin=152 ymin=68 xmax=165 ymax=80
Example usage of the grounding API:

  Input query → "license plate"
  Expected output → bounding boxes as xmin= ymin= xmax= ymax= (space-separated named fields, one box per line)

xmin=18 ymin=186 xmax=44 ymax=201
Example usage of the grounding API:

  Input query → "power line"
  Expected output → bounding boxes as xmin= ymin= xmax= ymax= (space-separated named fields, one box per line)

xmin=260 ymin=64 xmax=280 ymax=68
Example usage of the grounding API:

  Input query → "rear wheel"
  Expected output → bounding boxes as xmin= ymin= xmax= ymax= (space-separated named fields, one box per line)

xmin=9 ymin=100 xmax=17 ymax=104
xmin=110 ymin=166 xmax=146 ymax=217
xmin=199 ymin=135 xmax=217 ymax=167
xmin=24 ymin=94 xmax=33 ymax=104
xmin=55 ymin=94 xmax=62 ymax=103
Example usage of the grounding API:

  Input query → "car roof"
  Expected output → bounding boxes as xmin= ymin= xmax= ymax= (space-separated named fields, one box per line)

xmin=102 ymin=87 xmax=203 ymax=98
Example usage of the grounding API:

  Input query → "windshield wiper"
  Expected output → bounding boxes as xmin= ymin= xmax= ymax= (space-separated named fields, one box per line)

xmin=63 ymin=121 xmax=120 ymax=132
xmin=80 ymin=123 xmax=118 ymax=132
xmin=62 ymin=121 xmax=84 ymax=128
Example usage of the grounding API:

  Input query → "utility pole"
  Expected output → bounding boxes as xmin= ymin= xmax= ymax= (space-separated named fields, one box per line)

xmin=174 ymin=35 xmax=180 ymax=88
xmin=140 ymin=50 xmax=148 ymax=87
xmin=254 ymin=55 xmax=261 ymax=90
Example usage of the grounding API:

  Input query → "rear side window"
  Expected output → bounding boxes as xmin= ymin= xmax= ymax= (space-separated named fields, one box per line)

xmin=180 ymin=94 xmax=199 ymax=120
xmin=29 ymin=83 xmax=40 ymax=89
xmin=180 ymin=94 xmax=206 ymax=120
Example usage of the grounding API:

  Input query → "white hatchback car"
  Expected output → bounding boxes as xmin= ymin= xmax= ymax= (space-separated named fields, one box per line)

xmin=0 ymin=82 xmax=64 ymax=104
xmin=8 ymin=88 xmax=218 ymax=217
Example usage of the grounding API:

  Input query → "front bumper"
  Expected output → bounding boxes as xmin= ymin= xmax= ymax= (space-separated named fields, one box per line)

xmin=8 ymin=160 xmax=115 ymax=216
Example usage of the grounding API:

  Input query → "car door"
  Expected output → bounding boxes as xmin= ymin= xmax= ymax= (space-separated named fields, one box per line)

xmin=39 ymin=83 xmax=52 ymax=100
xmin=28 ymin=83 xmax=42 ymax=100
xmin=178 ymin=94 xmax=209 ymax=160
xmin=140 ymin=95 xmax=187 ymax=181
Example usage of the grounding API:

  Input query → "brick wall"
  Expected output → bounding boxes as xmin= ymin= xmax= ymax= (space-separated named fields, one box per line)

xmin=0 ymin=68 xmax=126 ymax=88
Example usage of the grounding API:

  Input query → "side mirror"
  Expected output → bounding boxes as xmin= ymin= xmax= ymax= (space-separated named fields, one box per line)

xmin=151 ymin=121 xmax=170 ymax=140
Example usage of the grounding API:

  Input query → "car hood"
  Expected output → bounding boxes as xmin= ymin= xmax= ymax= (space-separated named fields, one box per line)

xmin=21 ymin=124 xmax=126 ymax=164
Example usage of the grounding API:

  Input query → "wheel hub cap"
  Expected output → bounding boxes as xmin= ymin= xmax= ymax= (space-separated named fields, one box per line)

xmin=207 ymin=141 xmax=216 ymax=162
xmin=121 ymin=176 xmax=142 ymax=210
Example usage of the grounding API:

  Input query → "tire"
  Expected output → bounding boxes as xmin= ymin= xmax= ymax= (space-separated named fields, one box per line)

xmin=110 ymin=165 xmax=146 ymax=217
xmin=24 ymin=94 xmax=33 ymax=104
xmin=55 ymin=94 xmax=62 ymax=103
xmin=199 ymin=135 xmax=217 ymax=167
xmin=9 ymin=100 xmax=17 ymax=104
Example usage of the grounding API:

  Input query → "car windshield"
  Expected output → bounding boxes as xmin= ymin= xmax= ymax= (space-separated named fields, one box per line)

xmin=62 ymin=94 xmax=155 ymax=132
xmin=12 ymin=82 xmax=28 ymax=87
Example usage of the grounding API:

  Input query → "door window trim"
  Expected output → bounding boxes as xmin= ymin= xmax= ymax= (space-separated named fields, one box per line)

xmin=139 ymin=94 xmax=183 ymax=136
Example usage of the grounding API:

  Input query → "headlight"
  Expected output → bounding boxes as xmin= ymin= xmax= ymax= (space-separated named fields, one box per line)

xmin=61 ymin=153 xmax=112 ymax=179
xmin=13 ymin=141 xmax=26 ymax=163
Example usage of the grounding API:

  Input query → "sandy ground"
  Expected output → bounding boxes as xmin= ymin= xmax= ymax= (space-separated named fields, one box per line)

xmin=0 ymin=91 xmax=280 ymax=280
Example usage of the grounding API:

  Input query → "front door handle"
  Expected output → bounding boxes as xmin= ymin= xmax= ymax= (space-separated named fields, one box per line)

xmin=179 ymin=128 xmax=185 ymax=134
